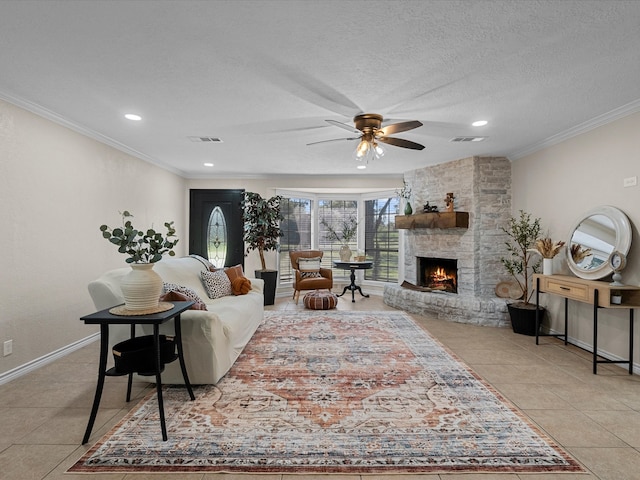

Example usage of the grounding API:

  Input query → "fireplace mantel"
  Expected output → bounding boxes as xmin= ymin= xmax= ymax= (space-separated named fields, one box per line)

xmin=395 ymin=211 xmax=469 ymax=230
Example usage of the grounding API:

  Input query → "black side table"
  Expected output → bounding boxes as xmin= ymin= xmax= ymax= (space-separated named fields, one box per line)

xmin=80 ymin=301 xmax=195 ymax=444
xmin=333 ymin=261 xmax=373 ymax=302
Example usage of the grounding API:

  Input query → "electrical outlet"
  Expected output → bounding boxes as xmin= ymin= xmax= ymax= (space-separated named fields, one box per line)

xmin=3 ymin=340 xmax=12 ymax=356
xmin=623 ymin=176 xmax=637 ymax=187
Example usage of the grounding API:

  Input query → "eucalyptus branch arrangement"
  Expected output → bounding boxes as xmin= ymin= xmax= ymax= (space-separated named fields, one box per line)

xmin=100 ymin=211 xmax=178 ymax=263
xmin=321 ymin=216 xmax=358 ymax=244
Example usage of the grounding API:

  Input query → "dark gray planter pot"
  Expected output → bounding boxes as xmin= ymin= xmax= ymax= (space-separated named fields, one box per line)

xmin=255 ymin=269 xmax=278 ymax=306
xmin=507 ymin=303 xmax=545 ymax=336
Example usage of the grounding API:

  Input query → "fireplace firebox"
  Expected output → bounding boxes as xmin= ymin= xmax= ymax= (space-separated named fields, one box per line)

xmin=418 ymin=257 xmax=458 ymax=293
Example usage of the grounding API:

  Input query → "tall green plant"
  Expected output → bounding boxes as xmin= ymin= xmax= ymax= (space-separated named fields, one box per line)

xmin=500 ymin=210 xmax=542 ymax=305
xmin=242 ymin=192 xmax=284 ymax=270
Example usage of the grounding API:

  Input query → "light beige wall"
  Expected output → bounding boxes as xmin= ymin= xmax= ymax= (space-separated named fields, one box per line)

xmin=0 ymin=99 xmax=187 ymax=376
xmin=512 ymin=111 xmax=640 ymax=360
xmin=186 ymin=176 xmax=401 ymax=274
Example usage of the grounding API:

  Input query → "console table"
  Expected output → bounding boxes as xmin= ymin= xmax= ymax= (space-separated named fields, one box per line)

xmin=534 ymin=274 xmax=640 ymax=374
xmin=333 ymin=260 xmax=373 ymax=302
xmin=80 ymin=301 xmax=195 ymax=444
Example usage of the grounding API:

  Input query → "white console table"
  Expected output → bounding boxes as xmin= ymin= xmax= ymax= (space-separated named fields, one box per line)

xmin=534 ymin=274 xmax=640 ymax=374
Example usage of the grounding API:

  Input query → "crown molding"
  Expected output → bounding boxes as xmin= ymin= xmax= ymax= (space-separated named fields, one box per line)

xmin=0 ymin=90 xmax=186 ymax=177
xmin=509 ymin=98 xmax=640 ymax=161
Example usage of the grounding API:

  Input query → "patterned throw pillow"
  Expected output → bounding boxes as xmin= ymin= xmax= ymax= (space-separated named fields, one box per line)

xmin=298 ymin=257 xmax=322 ymax=278
xmin=201 ymin=269 xmax=233 ymax=299
xmin=162 ymin=283 xmax=208 ymax=310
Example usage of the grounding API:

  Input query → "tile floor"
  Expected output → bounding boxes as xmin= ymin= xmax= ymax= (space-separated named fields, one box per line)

xmin=1 ymin=293 xmax=640 ymax=479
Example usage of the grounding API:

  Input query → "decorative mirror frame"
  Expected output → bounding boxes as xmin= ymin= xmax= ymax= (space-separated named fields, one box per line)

xmin=566 ymin=205 xmax=632 ymax=280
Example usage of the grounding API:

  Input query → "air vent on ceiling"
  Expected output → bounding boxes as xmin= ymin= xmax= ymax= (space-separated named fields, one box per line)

xmin=450 ymin=136 xmax=486 ymax=142
xmin=188 ymin=136 xmax=223 ymax=143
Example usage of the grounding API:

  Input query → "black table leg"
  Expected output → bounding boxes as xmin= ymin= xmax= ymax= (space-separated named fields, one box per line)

xmin=336 ymin=268 xmax=369 ymax=302
xmin=174 ymin=315 xmax=195 ymax=400
xmin=629 ymin=309 xmax=634 ymax=375
xmin=125 ymin=324 xmax=135 ymax=402
xmin=153 ymin=325 xmax=168 ymax=441
xmin=82 ymin=324 xmax=109 ymax=444
xmin=535 ymin=278 xmax=540 ymax=345
xmin=593 ymin=289 xmax=599 ymax=374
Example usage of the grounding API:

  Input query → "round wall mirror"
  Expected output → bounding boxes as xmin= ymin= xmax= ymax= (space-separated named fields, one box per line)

xmin=566 ymin=205 xmax=632 ymax=280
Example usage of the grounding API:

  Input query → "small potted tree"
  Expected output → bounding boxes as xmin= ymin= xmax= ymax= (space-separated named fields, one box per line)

xmin=242 ymin=192 xmax=284 ymax=305
xmin=500 ymin=210 xmax=544 ymax=335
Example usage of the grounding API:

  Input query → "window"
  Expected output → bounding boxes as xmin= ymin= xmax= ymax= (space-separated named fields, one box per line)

xmin=318 ymin=199 xmax=358 ymax=265
xmin=279 ymin=197 xmax=312 ymax=282
xmin=278 ymin=191 xmax=399 ymax=285
xmin=364 ymin=197 xmax=400 ymax=282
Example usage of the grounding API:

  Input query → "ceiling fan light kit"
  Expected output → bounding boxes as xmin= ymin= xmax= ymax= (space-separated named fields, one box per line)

xmin=312 ymin=113 xmax=425 ymax=164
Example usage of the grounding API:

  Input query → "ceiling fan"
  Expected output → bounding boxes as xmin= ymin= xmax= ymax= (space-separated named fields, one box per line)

xmin=307 ymin=113 xmax=425 ymax=163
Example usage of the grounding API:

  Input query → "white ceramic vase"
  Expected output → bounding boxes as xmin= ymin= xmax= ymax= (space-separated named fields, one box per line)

xmin=120 ymin=263 xmax=163 ymax=311
xmin=542 ymin=258 xmax=553 ymax=275
xmin=339 ymin=244 xmax=352 ymax=262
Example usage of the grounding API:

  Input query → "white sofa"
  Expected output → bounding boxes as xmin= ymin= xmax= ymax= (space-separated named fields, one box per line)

xmin=87 ymin=256 xmax=264 ymax=384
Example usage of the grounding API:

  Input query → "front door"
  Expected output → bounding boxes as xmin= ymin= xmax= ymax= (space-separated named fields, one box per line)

xmin=189 ymin=189 xmax=244 ymax=268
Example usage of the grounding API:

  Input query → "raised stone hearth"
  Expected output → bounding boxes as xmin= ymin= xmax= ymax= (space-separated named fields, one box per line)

xmin=384 ymin=156 xmax=512 ymax=327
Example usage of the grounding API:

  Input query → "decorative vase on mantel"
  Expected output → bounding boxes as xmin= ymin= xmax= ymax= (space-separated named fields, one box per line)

xmin=339 ymin=244 xmax=352 ymax=262
xmin=404 ymin=201 xmax=413 ymax=216
xmin=120 ymin=263 xmax=163 ymax=311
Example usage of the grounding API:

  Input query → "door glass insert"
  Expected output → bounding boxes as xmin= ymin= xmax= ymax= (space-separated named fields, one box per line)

xmin=207 ymin=206 xmax=227 ymax=268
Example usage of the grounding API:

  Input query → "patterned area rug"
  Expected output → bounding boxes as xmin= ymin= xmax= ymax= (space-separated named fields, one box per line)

xmin=70 ymin=310 xmax=583 ymax=474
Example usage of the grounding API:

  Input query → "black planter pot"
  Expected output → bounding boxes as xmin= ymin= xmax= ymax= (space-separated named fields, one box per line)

xmin=255 ymin=269 xmax=278 ymax=306
xmin=507 ymin=303 xmax=545 ymax=336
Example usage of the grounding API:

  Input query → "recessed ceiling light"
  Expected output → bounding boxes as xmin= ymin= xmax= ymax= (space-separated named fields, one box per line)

xmin=472 ymin=120 xmax=488 ymax=127
xmin=124 ymin=113 xmax=142 ymax=121
xmin=357 ymin=164 xmax=366 ymax=169
xmin=203 ymin=162 xmax=214 ymax=167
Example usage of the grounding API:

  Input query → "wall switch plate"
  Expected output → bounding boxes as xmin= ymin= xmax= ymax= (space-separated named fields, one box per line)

xmin=3 ymin=340 xmax=12 ymax=356
xmin=623 ymin=176 xmax=637 ymax=187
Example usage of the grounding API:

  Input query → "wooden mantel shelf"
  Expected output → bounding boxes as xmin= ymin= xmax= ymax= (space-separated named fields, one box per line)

xmin=395 ymin=211 xmax=469 ymax=229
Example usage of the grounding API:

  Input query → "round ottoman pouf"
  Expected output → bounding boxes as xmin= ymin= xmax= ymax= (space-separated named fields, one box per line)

xmin=303 ymin=290 xmax=338 ymax=310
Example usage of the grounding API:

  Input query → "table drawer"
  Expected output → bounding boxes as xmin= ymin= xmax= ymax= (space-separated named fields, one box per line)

xmin=545 ymin=279 xmax=590 ymax=301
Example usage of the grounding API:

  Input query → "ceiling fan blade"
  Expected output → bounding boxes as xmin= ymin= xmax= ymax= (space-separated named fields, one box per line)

xmin=307 ymin=137 xmax=360 ymax=146
xmin=378 ymin=120 xmax=423 ymax=136
xmin=325 ymin=119 xmax=361 ymax=134
xmin=377 ymin=136 xmax=425 ymax=150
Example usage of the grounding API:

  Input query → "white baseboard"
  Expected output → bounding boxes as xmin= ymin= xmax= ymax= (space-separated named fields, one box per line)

xmin=546 ymin=328 xmax=639 ymax=375
xmin=0 ymin=333 xmax=100 ymax=385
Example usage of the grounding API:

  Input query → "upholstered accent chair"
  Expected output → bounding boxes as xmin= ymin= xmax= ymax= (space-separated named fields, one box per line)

xmin=289 ymin=250 xmax=333 ymax=304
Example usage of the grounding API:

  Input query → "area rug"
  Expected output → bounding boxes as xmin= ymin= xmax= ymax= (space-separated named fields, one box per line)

xmin=70 ymin=310 xmax=583 ymax=474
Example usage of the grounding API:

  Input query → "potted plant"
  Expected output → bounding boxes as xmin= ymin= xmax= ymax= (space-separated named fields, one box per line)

xmin=500 ymin=210 xmax=544 ymax=335
xmin=242 ymin=192 xmax=284 ymax=305
xmin=321 ymin=216 xmax=358 ymax=261
xmin=100 ymin=211 xmax=179 ymax=311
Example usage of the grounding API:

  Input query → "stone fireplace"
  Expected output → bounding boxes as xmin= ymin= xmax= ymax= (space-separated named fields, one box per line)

xmin=383 ymin=156 xmax=512 ymax=327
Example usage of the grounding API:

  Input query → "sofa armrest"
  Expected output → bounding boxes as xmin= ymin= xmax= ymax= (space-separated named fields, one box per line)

xmin=248 ymin=277 xmax=264 ymax=294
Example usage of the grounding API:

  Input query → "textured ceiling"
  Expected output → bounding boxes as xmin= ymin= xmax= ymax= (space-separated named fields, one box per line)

xmin=1 ymin=0 xmax=639 ymax=178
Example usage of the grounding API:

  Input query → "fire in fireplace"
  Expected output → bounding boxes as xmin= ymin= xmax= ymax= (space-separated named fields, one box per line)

xmin=418 ymin=257 xmax=458 ymax=293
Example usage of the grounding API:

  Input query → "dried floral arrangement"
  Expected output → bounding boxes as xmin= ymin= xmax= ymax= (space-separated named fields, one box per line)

xmin=570 ymin=243 xmax=592 ymax=263
xmin=533 ymin=237 xmax=566 ymax=259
